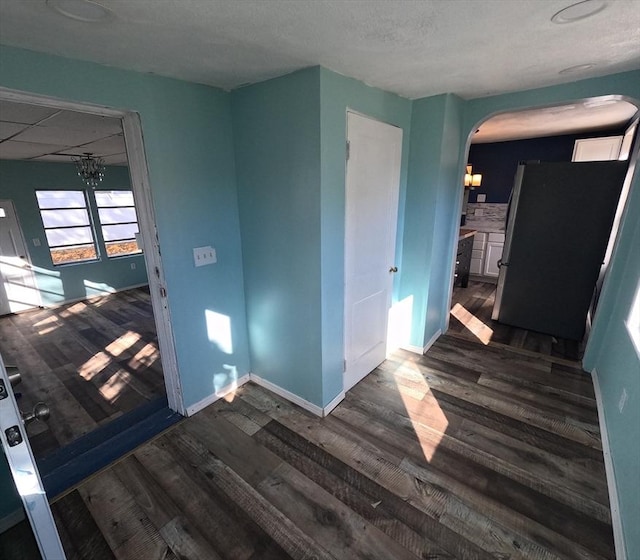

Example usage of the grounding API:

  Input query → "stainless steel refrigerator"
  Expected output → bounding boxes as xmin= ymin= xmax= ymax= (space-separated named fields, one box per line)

xmin=492 ymin=160 xmax=627 ymax=340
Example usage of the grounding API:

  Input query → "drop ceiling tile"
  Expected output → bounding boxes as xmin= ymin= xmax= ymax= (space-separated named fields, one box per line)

xmin=11 ymin=124 xmax=108 ymax=147
xmin=67 ymin=134 xmax=126 ymax=157
xmin=0 ymin=140 xmax=71 ymax=160
xmin=0 ymin=121 xmax=29 ymax=141
xmin=31 ymin=154 xmax=77 ymax=164
xmin=101 ymin=153 xmax=129 ymax=166
xmin=0 ymin=101 xmax=59 ymax=124
xmin=44 ymin=110 xmax=122 ymax=134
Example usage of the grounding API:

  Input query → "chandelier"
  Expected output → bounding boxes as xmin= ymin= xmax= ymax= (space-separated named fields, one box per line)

xmin=73 ymin=153 xmax=105 ymax=188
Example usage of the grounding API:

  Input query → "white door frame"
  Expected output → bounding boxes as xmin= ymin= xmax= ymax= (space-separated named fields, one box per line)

xmin=0 ymin=354 xmax=67 ymax=558
xmin=0 ymin=86 xmax=185 ymax=416
xmin=0 ymin=198 xmax=41 ymax=314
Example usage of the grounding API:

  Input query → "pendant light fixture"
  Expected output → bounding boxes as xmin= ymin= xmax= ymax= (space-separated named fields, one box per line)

xmin=73 ymin=152 xmax=106 ymax=188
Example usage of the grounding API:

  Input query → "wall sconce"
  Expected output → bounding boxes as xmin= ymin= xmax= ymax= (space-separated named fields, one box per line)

xmin=464 ymin=164 xmax=482 ymax=189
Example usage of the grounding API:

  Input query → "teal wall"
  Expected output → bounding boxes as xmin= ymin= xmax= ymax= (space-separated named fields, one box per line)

xmin=401 ymin=94 xmax=465 ymax=349
xmin=0 ymin=160 xmax=147 ymax=304
xmin=319 ymin=67 xmax=412 ymax=404
xmin=583 ymin=148 xmax=640 ymax=560
xmin=232 ymin=67 xmax=324 ymax=406
xmin=462 ymin=70 xmax=640 ymax=559
xmin=1 ymin=43 xmax=637 ymax=555
xmin=0 ymin=45 xmax=251 ymax=410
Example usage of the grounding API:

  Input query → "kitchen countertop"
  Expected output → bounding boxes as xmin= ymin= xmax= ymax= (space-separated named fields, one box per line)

xmin=459 ymin=228 xmax=477 ymax=240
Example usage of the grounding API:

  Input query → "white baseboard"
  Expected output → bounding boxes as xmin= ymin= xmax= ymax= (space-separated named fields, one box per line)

xmin=591 ymin=368 xmax=626 ymax=560
xmin=402 ymin=328 xmax=442 ymax=355
xmin=322 ymin=390 xmax=346 ymax=416
xmin=39 ymin=282 xmax=149 ymax=310
xmin=186 ymin=373 xmax=251 ymax=416
xmin=249 ymin=374 xmax=344 ymax=417
xmin=186 ymin=372 xmax=346 ymax=419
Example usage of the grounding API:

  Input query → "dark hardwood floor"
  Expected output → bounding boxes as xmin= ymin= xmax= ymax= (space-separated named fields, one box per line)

xmin=449 ymin=280 xmax=584 ymax=362
xmin=0 ymin=287 xmax=166 ymax=458
xmin=45 ymin=333 xmax=612 ymax=560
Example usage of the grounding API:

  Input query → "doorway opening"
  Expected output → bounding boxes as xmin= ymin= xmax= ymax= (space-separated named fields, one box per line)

xmin=448 ymin=97 xmax=639 ymax=364
xmin=0 ymin=91 xmax=182 ymax=503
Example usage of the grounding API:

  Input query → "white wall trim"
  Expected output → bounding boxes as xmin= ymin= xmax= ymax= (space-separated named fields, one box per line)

xmin=34 ymin=282 xmax=149 ymax=310
xmin=186 ymin=373 xmax=345 ymax=418
xmin=402 ymin=328 xmax=442 ymax=355
xmin=591 ymin=367 xmax=627 ymax=560
xmin=323 ymin=390 xmax=346 ymax=416
xmin=250 ymin=374 xmax=326 ymax=417
xmin=186 ymin=373 xmax=251 ymax=416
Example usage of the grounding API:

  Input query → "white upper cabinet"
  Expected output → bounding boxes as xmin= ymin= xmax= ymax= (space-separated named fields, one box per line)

xmin=572 ymin=136 xmax=623 ymax=161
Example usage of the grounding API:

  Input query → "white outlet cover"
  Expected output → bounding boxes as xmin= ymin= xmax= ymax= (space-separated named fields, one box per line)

xmin=477 ymin=194 xmax=487 ymax=202
xmin=475 ymin=208 xmax=485 ymax=217
xmin=193 ymin=245 xmax=217 ymax=267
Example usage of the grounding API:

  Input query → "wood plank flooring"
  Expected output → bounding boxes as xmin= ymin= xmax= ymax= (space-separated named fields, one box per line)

xmin=0 ymin=287 xmax=166 ymax=458
xmin=449 ymin=280 xmax=584 ymax=362
xmin=46 ymin=333 xmax=612 ymax=560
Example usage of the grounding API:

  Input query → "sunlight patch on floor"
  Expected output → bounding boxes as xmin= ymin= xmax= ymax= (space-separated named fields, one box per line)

xmin=99 ymin=369 xmax=133 ymax=403
xmin=33 ymin=314 xmax=61 ymax=335
xmin=59 ymin=301 xmax=87 ymax=318
xmin=392 ymin=363 xmax=447 ymax=462
xmin=105 ymin=330 xmax=141 ymax=357
xmin=128 ymin=343 xmax=159 ymax=371
xmin=79 ymin=351 xmax=111 ymax=380
xmin=450 ymin=303 xmax=494 ymax=345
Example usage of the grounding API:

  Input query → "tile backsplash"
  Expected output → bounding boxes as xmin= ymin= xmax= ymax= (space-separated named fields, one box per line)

xmin=465 ymin=203 xmax=507 ymax=232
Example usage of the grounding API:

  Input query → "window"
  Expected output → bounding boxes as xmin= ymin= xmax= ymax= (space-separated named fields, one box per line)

xmin=36 ymin=190 xmax=97 ymax=265
xmin=95 ymin=190 xmax=142 ymax=257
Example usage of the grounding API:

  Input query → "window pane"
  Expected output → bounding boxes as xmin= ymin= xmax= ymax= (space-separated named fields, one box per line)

xmin=36 ymin=190 xmax=86 ymax=209
xmin=50 ymin=244 xmax=97 ymax=265
xmin=102 ymin=223 xmax=139 ymax=242
xmin=45 ymin=226 xmax=94 ymax=247
xmin=40 ymin=208 xmax=90 ymax=228
xmin=98 ymin=207 xmax=137 ymax=225
xmin=105 ymin=240 xmax=141 ymax=257
xmin=95 ymin=190 xmax=135 ymax=207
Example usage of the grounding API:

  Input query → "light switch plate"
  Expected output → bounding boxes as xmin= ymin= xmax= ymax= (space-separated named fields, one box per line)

xmin=476 ymin=194 xmax=487 ymax=202
xmin=193 ymin=246 xmax=217 ymax=267
xmin=475 ymin=208 xmax=484 ymax=217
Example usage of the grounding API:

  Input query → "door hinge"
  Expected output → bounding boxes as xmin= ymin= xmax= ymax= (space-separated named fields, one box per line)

xmin=346 ymin=140 xmax=350 ymax=161
xmin=343 ymin=359 xmax=347 ymax=372
xmin=159 ymin=286 xmax=167 ymax=298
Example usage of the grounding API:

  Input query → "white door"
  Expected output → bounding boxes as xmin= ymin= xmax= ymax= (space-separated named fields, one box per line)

xmin=0 ymin=355 xmax=67 ymax=558
xmin=344 ymin=112 xmax=402 ymax=392
xmin=0 ymin=200 xmax=40 ymax=315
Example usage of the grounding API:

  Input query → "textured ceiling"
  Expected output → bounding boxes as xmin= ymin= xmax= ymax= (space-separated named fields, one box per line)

xmin=0 ymin=0 xmax=638 ymax=100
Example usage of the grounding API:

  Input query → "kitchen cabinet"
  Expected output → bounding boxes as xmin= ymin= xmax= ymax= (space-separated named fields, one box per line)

xmin=572 ymin=136 xmax=623 ymax=161
xmin=455 ymin=229 xmax=475 ymax=287
xmin=471 ymin=232 xmax=486 ymax=275
xmin=484 ymin=232 xmax=505 ymax=278
xmin=484 ymin=241 xmax=503 ymax=277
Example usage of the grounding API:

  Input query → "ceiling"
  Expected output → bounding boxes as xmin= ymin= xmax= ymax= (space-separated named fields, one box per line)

xmin=473 ymin=98 xmax=638 ymax=143
xmin=0 ymin=1 xmax=638 ymax=149
xmin=0 ymin=100 xmax=127 ymax=164
xmin=0 ymin=0 xmax=638 ymax=101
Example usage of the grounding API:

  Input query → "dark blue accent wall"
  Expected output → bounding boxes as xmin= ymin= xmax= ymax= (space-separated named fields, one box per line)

xmin=468 ymin=129 xmax=625 ymax=203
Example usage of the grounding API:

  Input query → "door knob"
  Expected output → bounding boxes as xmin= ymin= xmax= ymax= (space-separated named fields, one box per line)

xmin=389 ymin=266 xmax=398 ymax=273
xmin=22 ymin=402 xmax=50 ymax=425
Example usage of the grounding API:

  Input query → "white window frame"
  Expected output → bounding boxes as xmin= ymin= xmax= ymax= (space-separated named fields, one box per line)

xmin=95 ymin=189 xmax=142 ymax=258
xmin=35 ymin=189 xmax=99 ymax=266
